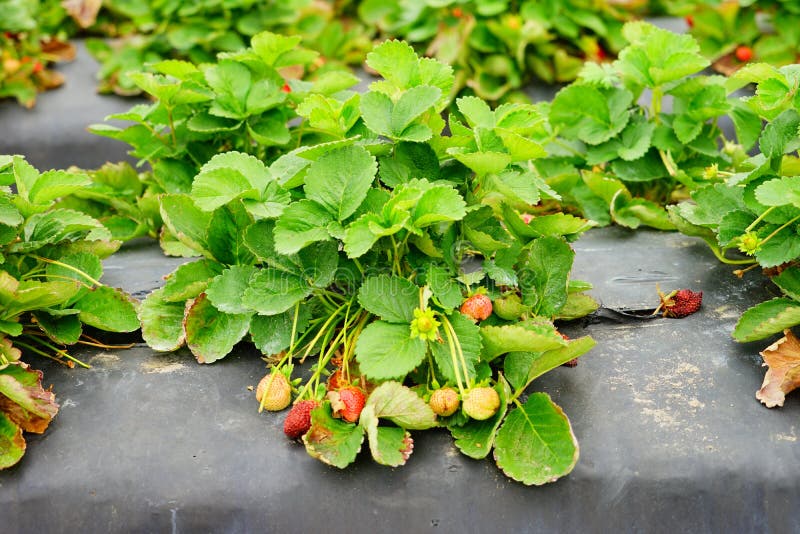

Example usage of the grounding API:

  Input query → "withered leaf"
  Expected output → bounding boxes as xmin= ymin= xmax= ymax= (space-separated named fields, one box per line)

xmin=756 ymin=329 xmax=800 ymax=408
xmin=61 ymin=0 xmax=102 ymax=28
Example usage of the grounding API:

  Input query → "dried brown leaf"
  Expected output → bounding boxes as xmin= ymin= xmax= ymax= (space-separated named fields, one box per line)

xmin=756 ymin=329 xmax=800 ymax=408
xmin=61 ymin=0 xmax=102 ymax=28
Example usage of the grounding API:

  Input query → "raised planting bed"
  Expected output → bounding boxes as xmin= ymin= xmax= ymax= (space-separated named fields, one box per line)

xmin=1 ymin=228 xmax=798 ymax=532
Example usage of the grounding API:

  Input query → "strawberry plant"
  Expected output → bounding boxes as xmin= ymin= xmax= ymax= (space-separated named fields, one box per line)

xmin=88 ymin=31 xmax=359 ymax=248
xmin=667 ymin=1 xmax=800 ymax=75
xmin=669 ymin=62 xmax=800 ymax=407
xmin=531 ymin=21 xmax=749 ymax=229
xmin=0 ymin=155 xmax=140 ymax=469
xmin=359 ymin=0 xmax=631 ymax=101
xmin=131 ymin=40 xmax=599 ymax=484
xmin=85 ymin=0 xmax=369 ymax=95
xmin=0 ymin=0 xmax=86 ymax=107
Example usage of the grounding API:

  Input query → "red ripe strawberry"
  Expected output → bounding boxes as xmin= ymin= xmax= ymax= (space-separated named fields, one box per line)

xmin=735 ymin=45 xmax=753 ymax=62
xmin=685 ymin=15 xmax=694 ymax=28
xmin=460 ymin=294 xmax=492 ymax=322
xmin=283 ymin=400 xmax=319 ymax=439
xmin=429 ymin=387 xmax=460 ymax=416
xmin=32 ymin=61 xmax=43 ymax=73
xmin=281 ymin=82 xmax=291 ymax=93
xmin=452 ymin=7 xmax=463 ymax=18
xmin=328 ymin=386 xmax=366 ymax=423
xmin=658 ymin=288 xmax=703 ymax=318
xmin=596 ymin=46 xmax=607 ymax=61
xmin=462 ymin=387 xmax=500 ymax=420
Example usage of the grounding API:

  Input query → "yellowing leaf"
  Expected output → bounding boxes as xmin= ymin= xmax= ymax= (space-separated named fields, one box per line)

xmin=756 ymin=329 xmax=800 ymax=408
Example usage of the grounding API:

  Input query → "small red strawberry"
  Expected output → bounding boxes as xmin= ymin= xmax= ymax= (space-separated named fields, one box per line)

xmin=596 ymin=46 xmax=608 ymax=61
xmin=685 ymin=15 xmax=694 ymax=28
xmin=256 ymin=372 xmax=292 ymax=411
xmin=735 ymin=45 xmax=753 ymax=62
xmin=429 ymin=387 xmax=460 ymax=417
xmin=328 ymin=386 xmax=366 ymax=423
xmin=460 ymin=294 xmax=492 ymax=322
xmin=452 ymin=7 xmax=463 ymax=18
xmin=283 ymin=400 xmax=319 ymax=439
xmin=32 ymin=61 xmax=43 ymax=73
xmin=656 ymin=288 xmax=703 ymax=319
xmin=281 ymin=82 xmax=291 ymax=93
xmin=462 ymin=386 xmax=500 ymax=421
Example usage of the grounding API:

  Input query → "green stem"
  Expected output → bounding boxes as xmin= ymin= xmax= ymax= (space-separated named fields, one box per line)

xmin=711 ymin=246 xmax=758 ymax=265
xmin=16 ymin=338 xmax=90 ymax=369
xmin=441 ymin=317 xmax=465 ymax=396
xmin=651 ymin=87 xmax=663 ymax=123
xmin=745 ymin=206 xmax=777 ymax=233
xmin=658 ymin=149 xmax=677 ymax=178
xmin=31 ymin=256 xmax=102 ymax=286
xmin=760 ymin=214 xmax=800 ymax=247
xmin=442 ymin=315 xmax=471 ymax=390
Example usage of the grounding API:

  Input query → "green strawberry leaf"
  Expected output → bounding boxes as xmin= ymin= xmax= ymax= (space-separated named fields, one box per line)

xmin=759 ymin=109 xmax=800 ymax=166
xmin=426 ymin=265 xmax=463 ymax=310
xmin=249 ymin=306 xmax=311 ymax=356
xmin=242 ymin=269 xmax=312 ymax=316
xmin=161 ymin=259 xmax=224 ymax=302
xmin=615 ymin=21 xmax=709 ymax=89
xmin=160 ymin=194 xmax=212 ymax=255
xmin=139 ymin=287 xmax=187 ymax=352
xmin=31 ymin=312 xmax=81 ymax=345
xmin=191 ymin=152 xmax=273 ymax=212
xmin=75 ymin=286 xmax=140 ymax=332
xmin=355 ymin=321 xmax=427 ymax=380
xmin=184 ymin=294 xmax=251 ymax=364
xmin=357 ymin=275 xmax=419 ymax=324
xmin=205 ymin=265 xmax=258 ymax=315
xmin=361 ymin=407 xmax=414 ymax=468
xmin=364 ymin=381 xmax=437 ymax=430
xmin=304 ymin=145 xmax=377 ymax=222
xmin=273 ymin=200 xmax=334 ymax=255
xmin=519 ymin=236 xmax=575 ymax=317
xmin=303 ymin=402 xmax=365 ymax=469
xmin=754 ymin=176 xmax=800 ymax=208
xmin=494 ymin=393 xmax=579 ymax=485
xmin=773 ymin=267 xmax=800 ymax=301
xmin=481 ymin=323 xmax=566 ymax=362
xmin=0 ymin=412 xmax=25 ymax=469
xmin=549 ymin=85 xmax=632 ymax=145
xmin=206 ymin=203 xmax=256 ymax=266
xmin=503 ymin=336 xmax=596 ymax=393
xmin=733 ymin=298 xmax=800 ymax=342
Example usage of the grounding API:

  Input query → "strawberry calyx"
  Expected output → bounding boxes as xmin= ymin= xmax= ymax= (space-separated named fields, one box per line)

xmin=654 ymin=287 xmax=703 ymax=319
xmin=410 ymin=307 xmax=441 ymax=341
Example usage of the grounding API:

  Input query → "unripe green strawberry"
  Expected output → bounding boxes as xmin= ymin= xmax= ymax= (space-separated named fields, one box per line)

xmin=462 ymin=387 xmax=500 ymax=420
xmin=493 ymin=293 xmax=527 ymax=320
xmin=429 ymin=387 xmax=460 ymax=417
xmin=256 ymin=372 xmax=291 ymax=411
xmin=460 ymin=294 xmax=492 ymax=322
